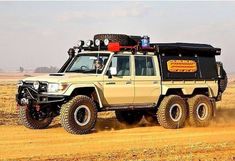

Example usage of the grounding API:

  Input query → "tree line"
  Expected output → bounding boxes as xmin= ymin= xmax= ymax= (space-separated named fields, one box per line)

xmin=19 ymin=66 xmax=59 ymax=73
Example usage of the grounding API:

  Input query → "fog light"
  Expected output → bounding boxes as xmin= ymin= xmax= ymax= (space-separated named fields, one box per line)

xmin=20 ymin=98 xmax=29 ymax=105
xmin=33 ymin=81 xmax=40 ymax=90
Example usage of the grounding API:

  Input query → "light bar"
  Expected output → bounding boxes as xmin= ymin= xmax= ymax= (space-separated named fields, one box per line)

xmin=95 ymin=39 xmax=101 ymax=46
xmin=77 ymin=40 xmax=84 ymax=47
xmin=104 ymin=38 xmax=110 ymax=46
xmin=86 ymin=40 xmax=93 ymax=47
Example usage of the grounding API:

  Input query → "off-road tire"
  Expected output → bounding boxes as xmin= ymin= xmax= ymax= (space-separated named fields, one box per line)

xmin=60 ymin=95 xmax=97 ymax=134
xmin=144 ymin=112 xmax=159 ymax=125
xmin=157 ymin=95 xmax=187 ymax=129
xmin=94 ymin=34 xmax=129 ymax=46
xmin=188 ymin=95 xmax=213 ymax=127
xmin=115 ymin=110 xmax=143 ymax=125
xmin=19 ymin=106 xmax=53 ymax=129
xmin=219 ymin=68 xmax=228 ymax=93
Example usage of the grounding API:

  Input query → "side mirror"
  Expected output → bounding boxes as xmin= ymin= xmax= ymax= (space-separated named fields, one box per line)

xmin=107 ymin=67 xmax=117 ymax=78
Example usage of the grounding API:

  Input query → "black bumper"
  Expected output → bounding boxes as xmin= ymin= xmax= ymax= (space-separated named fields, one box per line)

xmin=16 ymin=86 xmax=66 ymax=105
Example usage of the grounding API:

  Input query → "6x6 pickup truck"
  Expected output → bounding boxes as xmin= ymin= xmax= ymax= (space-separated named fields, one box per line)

xmin=16 ymin=34 xmax=227 ymax=134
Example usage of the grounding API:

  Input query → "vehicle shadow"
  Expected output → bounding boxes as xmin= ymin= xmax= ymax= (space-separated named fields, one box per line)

xmin=49 ymin=108 xmax=235 ymax=132
xmin=94 ymin=117 xmax=157 ymax=132
xmin=49 ymin=117 xmax=157 ymax=132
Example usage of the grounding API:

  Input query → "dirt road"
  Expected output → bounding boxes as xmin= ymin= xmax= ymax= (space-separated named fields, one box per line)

xmin=1 ymin=113 xmax=235 ymax=161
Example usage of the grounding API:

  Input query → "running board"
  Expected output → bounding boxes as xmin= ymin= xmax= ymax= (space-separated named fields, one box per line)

xmin=101 ymin=104 xmax=155 ymax=111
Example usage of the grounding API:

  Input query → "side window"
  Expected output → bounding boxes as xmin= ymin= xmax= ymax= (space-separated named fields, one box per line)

xmin=135 ymin=56 xmax=155 ymax=76
xmin=109 ymin=56 xmax=130 ymax=76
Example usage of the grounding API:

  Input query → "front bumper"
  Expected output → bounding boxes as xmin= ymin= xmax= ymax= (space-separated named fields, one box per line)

xmin=16 ymin=85 xmax=66 ymax=105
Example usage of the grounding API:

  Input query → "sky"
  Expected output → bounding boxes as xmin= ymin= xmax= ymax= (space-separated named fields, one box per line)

xmin=0 ymin=1 xmax=235 ymax=73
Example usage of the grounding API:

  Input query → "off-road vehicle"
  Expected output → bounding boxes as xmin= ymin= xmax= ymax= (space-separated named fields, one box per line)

xmin=16 ymin=34 xmax=227 ymax=134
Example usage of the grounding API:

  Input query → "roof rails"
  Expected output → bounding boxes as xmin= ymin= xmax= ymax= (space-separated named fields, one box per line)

xmin=71 ymin=34 xmax=221 ymax=56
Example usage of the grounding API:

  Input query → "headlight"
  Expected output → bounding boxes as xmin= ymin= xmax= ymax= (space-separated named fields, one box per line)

xmin=47 ymin=83 xmax=59 ymax=93
xmin=47 ymin=83 xmax=69 ymax=93
xmin=33 ymin=81 xmax=40 ymax=90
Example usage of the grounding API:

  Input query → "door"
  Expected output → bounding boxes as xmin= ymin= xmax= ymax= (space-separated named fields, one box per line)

xmin=133 ymin=55 xmax=161 ymax=104
xmin=103 ymin=55 xmax=134 ymax=106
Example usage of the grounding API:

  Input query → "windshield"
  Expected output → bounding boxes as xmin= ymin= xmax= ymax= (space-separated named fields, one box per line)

xmin=66 ymin=53 xmax=110 ymax=74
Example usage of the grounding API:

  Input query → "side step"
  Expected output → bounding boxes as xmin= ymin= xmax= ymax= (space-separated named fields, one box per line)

xmin=101 ymin=104 xmax=155 ymax=111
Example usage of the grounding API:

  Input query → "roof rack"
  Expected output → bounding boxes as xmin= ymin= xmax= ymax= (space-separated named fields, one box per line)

xmin=71 ymin=35 xmax=221 ymax=56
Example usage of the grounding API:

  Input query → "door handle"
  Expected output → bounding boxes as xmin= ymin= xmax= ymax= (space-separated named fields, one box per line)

xmin=126 ymin=81 xmax=132 ymax=84
xmin=153 ymin=81 xmax=158 ymax=84
xmin=106 ymin=82 xmax=116 ymax=85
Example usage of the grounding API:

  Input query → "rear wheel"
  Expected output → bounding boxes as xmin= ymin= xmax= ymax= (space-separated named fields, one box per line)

xmin=19 ymin=106 xmax=53 ymax=129
xmin=157 ymin=95 xmax=187 ymax=129
xmin=60 ymin=95 xmax=97 ymax=134
xmin=188 ymin=95 xmax=213 ymax=127
xmin=115 ymin=110 xmax=143 ymax=125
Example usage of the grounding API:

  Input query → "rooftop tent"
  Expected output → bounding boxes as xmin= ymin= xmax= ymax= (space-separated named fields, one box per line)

xmin=153 ymin=43 xmax=221 ymax=55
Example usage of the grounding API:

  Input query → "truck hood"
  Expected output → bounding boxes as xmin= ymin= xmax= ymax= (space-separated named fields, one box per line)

xmin=23 ymin=73 xmax=102 ymax=83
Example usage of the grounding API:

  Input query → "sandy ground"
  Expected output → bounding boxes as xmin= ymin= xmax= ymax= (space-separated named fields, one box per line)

xmin=1 ymin=123 xmax=235 ymax=161
xmin=0 ymin=73 xmax=235 ymax=160
xmin=1 ymin=109 xmax=235 ymax=161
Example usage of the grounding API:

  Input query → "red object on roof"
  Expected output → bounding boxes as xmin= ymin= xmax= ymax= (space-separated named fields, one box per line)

xmin=108 ymin=42 xmax=120 ymax=52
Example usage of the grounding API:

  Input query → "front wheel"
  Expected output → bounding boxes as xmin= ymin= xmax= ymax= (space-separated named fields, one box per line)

xmin=19 ymin=106 xmax=53 ymax=129
xmin=157 ymin=95 xmax=187 ymax=129
xmin=60 ymin=95 xmax=97 ymax=134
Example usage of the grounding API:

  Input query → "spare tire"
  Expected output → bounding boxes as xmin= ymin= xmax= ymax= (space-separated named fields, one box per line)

xmin=128 ymin=35 xmax=141 ymax=46
xmin=219 ymin=68 xmax=228 ymax=93
xmin=94 ymin=34 xmax=129 ymax=46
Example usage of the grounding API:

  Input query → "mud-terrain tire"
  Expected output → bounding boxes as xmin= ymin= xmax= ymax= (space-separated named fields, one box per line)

xmin=188 ymin=95 xmax=213 ymax=127
xmin=219 ymin=68 xmax=228 ymax=93
xmin=94 ymin=34 xmax=130 ymax=46
xmin=19 ymin=106 xmax=53 ymax=129
xmin=144 ymin=112 xmax=159 ymax=125
xmin=60 ymin=95 xmax=97 ymax=134
xmin=157 ymin=95 xmax=187 ymax=129
xmin=115 ymin=110 xmax=143 ymax=125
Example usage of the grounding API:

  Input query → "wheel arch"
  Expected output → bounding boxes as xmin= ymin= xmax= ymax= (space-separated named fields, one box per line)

xmin=162 ymin=87 xmax=214 ymax=97
xmin=64 ymin=84 xmax=103 ymax=108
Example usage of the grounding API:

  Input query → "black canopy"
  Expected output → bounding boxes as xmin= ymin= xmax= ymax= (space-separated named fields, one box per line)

xmin=152 ymin=43 xmax=221 ymax=55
